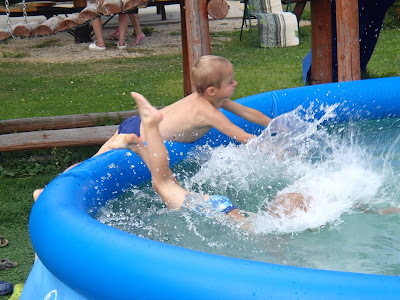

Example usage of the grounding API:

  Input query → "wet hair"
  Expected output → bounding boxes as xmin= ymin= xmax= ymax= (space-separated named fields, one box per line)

xmin=192 ymin=55 xmax=232 ymax=94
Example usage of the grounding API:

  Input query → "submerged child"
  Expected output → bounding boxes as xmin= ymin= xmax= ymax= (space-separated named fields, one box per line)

xmin=34 ymin=55 xmax=272 ymax=201
xmin=111 ymin=92 xmax=309 ymax=224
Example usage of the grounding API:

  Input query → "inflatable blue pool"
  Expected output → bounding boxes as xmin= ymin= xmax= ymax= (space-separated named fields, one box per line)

xmin=22 ymin=77 xmax=400 ymax=299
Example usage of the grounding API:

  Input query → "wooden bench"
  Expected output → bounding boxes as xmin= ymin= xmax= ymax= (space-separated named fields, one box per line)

xmin=0 ymin=110 xmax=133 ymax=152
xmin=0 ymin=0 xmax=181 ymax=42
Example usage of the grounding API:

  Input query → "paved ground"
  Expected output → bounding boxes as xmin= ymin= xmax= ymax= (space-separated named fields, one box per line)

xmin=0 ymin=1 xmax=244 ymax=28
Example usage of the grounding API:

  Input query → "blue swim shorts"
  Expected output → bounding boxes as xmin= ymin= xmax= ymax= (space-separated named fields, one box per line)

xmin=118 ymin=115 xmax=141 ymax=136
xmin=183 ymin=193 xmax=237 ymax=217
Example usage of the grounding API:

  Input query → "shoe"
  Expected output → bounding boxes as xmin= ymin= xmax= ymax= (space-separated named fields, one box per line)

xmin=0 ymin=281 xmax=13 ymax=296
xmin=132 ymin=33 xmax=145 ymax=47
xmin=0 ymin=236 xmax=8 ymax=248
xmin=8 ymin=283 xmax=23 ymax=300
xmin=109 ymin=28 xmax=119 ymax=39
xmin=89 ymin=42 xmax=106 ymax=51
xmin=117 ymin=42 xmax=127 ymax=50
xmin=0 ymin=258 xmax=18 ymax=270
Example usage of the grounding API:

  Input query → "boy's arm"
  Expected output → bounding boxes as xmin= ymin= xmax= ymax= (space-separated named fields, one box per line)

xmin=207 ymin=108 xmax=255 ymax=143
xmin=221 ymin=99 xmax=272 ymax=127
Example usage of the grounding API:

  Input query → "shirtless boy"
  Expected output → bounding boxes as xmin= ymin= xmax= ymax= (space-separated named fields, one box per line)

xmin=112 ymin=92 xmax=308 ymax=224
xmin=33 ymin=55 xmax=271 ymax=201
xmin=95 ymin=55 xmax=271 ymax=157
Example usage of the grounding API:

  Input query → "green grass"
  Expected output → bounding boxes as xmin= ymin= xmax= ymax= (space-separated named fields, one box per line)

xmin=0 ymin=23 xmax=399 ymax=298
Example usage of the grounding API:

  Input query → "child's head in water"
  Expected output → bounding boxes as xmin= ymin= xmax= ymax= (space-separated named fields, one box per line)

xmin=192 ymin=55 xmax=237 ymax=98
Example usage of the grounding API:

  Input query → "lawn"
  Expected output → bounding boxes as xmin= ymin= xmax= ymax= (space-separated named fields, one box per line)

xmin=0 ymin=17 xmax=399 ymax=298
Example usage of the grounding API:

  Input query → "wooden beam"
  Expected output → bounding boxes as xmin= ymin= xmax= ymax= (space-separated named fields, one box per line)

xmin=335 ymin=0 xmax=361 ymax=82
xmin=181 ymin=0 xmax=211 ymax=95
xmin=0 ymin=126 xmax=118 ymax=152
xmin=310 ymin=0 xmax=332 ymax=84
xmin=0 ymin=110 xmax=140 ymax=134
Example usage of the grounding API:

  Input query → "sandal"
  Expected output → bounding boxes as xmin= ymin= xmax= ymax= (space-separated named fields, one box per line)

xmin=132 ymin=33 xmax=145 ymax=47
xmin=0 ymin=281 xmax=13 ymax=296
xmin=8 ymin=283 xmax=23 ymax=299
xmin=0 ymin=258 xmax=18 ymax=270
xmin=88 ymin=42 xmax=106 ymax=51
xmin=117 ymin=42 xmax=127 ymax=50
xmin=0 ymin=236 xmax=8 ymax=248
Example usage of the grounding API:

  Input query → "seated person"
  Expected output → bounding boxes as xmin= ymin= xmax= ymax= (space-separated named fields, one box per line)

xmin=89 ymin=13 xmax=129 ymax=50
xmin=109 ymin=9 xmax=145 ymax=47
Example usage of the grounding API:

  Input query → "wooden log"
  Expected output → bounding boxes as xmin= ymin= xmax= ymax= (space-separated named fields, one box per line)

xmin=0 ymin=110 xmax=142 ymax=134
xmin=98 ymin=0 xmax=123 ymax=16
xmin=335 ymin=0 xmax=361 ymax=82
xmin=122 ymin=0 xmax=146 ymax=13
xmin=207 ymin=0 xmax=229 ymax=20
xmin=73 ymin=0 xmax=88 ymax=8
xmin=0 ymin=125 xmax=118 ymax=152
xmin=0 ymin=29 xmax=11 ymax=41
xmin=78 ymin=1 xmax=100 ymax=24
xmin=12 ymin=20 xmax=41 ymax=37
xmin=31 ymin=15 xmax=64 ymax=36
xmin=56 ymin=13 xmax=80 ymax=32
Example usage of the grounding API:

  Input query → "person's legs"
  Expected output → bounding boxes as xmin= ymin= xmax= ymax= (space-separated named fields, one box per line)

xmin=130 ymin=13 xmax=145 ymax=46
xmin=117 ymin=13 xmax=129 ymax=48
xmin=90 ymin=17 xmax=106 ymax=48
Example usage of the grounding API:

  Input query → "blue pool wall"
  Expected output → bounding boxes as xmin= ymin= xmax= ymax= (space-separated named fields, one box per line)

xmin=22 ymin=77 xmax=400 ymax=299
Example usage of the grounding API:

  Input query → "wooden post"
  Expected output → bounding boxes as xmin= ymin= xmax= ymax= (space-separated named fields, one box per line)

xmin=335 ymin=0 xmax=361 ymax=82
xmin=180 ymin=0 xmax=211 ymax=95
xmin=310 ymin=0 xmax=332 ymax=84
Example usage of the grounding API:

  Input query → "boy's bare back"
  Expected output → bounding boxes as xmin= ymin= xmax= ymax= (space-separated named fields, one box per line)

xmin=142 ymin=92 xmax=225 ymax=143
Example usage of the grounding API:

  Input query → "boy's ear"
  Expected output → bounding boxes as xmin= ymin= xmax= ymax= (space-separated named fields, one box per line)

xmin=205 ymin=86 xmax=216 ymax=97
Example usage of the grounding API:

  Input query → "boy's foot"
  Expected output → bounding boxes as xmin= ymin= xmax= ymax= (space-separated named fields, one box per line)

xmin=130 ymin=92 xmax=162 ymax=125
xmin=33 ymin=188 xmax=43 ymax=202
xmin=110 ymin=133 xmax=143 ymax=155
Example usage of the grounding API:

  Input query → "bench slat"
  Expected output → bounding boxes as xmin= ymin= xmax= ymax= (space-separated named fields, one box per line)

xmin=0 ymin=125 xmax=118 ymax=152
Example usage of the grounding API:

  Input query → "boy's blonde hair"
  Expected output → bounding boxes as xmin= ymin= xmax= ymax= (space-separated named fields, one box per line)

xmin=192 ymin=55 xmax=232 ymax=94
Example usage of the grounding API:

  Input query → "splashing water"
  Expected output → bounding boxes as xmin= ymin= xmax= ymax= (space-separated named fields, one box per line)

xmin=97 ymin=104 xmax=400 ymax=275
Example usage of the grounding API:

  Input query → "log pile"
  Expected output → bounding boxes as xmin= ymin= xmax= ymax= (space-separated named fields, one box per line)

xmin=0 ymin=0 xmax=230 ymax=41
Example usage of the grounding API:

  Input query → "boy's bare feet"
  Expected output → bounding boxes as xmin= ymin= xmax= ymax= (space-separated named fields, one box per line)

xmin=33 ymin=188 xmax=43 ymax=202
xmin=110 ymin=133 xmax=143 ymax=155
xmin=130 ymin=92 xmax=163 ymax=125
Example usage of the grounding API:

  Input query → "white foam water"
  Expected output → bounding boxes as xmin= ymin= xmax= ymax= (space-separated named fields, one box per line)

xmin=98 ymin=105 xmax=400 ymax=275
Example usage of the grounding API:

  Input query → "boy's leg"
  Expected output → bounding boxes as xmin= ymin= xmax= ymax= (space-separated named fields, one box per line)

xmin=116 ymin=92 xmax=188 ymax=210
xmin=268 ymin=192 xmax=308 ymax=217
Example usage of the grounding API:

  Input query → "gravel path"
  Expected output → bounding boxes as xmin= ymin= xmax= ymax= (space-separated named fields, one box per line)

xmin=0 ymin=18 xmax=243 ymax=63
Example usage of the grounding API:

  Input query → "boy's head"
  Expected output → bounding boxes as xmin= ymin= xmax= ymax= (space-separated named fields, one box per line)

xmin=192 ymin=55 xmax=234 ymax=94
